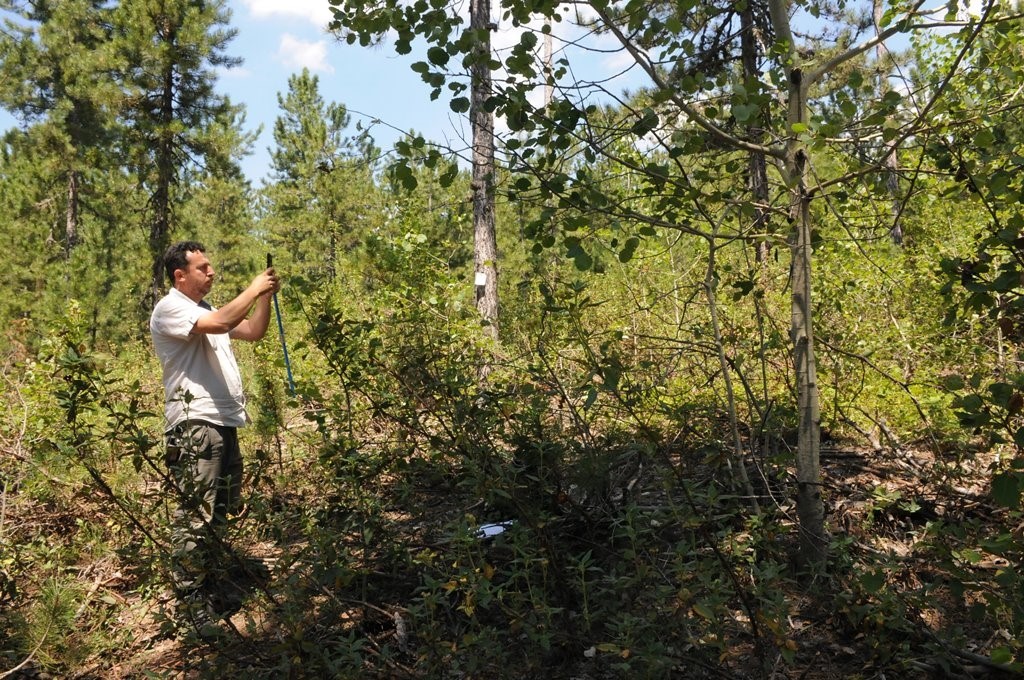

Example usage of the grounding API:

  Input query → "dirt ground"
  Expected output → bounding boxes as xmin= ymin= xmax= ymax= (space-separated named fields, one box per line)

xmin=3 ymin=436 xmax=1020 ymax=679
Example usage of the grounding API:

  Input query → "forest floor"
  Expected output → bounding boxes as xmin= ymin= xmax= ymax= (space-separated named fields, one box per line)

xmin=3 ymin=434 xmax=1018 ymax=680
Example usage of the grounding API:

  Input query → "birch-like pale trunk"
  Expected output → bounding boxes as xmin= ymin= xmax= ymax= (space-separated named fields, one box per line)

xmin=593 ymin=0 xmax=841 ymax=565
xmin=789 ymin=150 xmax=827 ymax=566
xmin=767 ymin=0 xmax=828 ymax=567
xmin=470 ymin=0 xmax=499 ymax=343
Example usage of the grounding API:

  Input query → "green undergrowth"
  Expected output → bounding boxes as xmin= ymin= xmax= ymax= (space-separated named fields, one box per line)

xmin=2 ymin=271 xmax=1022 ymax=678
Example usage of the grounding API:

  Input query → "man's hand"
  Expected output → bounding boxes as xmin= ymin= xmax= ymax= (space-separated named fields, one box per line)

xmin=194 ymin=268 xmax=281 ymax=338
xmin=229 ymin=267 xmax=280 ymax=341
xmin=250 ymin=268 xmax=281 ymax=298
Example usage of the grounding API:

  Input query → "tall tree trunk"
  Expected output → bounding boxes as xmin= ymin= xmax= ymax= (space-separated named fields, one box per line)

xmin=873 ymin=0 xmax=903 ymax=245
xmin=328 ymin=229 xmax=337 ymax=282
xmin=65 ymin=169 xmax=80 ymax=258
xmin=470 ymin=0 xmax=498 ymax=343
xmin=543 ymin=29 xmax=553 ymax=108
xmin=150 ymin=30 xmax=176 ymax=308
xmin=740 ymin=2 xmax=770 ymax=263
xmin=150 ymin=133 xmax=173 ymax=306
xmin=789 ymin=146 xmax=827 ymax=566
xmin=768 ymin=0 xmax=828 ymax=568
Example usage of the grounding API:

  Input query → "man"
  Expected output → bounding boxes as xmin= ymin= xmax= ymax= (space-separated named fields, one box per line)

xmin=149 ymin=240 xmax=280 ymax=630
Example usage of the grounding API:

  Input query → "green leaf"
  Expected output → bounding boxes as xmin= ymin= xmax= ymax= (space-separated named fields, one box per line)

xmin=692 ymin=603 xmax=715 ymax=620
xmin=989 ymin=171 xmax=1010 ymax=196
xmin=882 ymin=90 xmax=902 ymax=107
xmin=974 ymin=128 xmax=995 ymax=149
xmin=959 ymin=394 xmax=983 ymax=412
xmin=631 ymin=107 xmax=659 ymax=136
xmin=439 ymin=164 xmax=459 ymax=188
xmin=956 ymin=548 xmax=983 ymax=565
xmin=450 ymin=97 xmax=470 ymax=113
xmin=991 ymin=472 xmax=1022 ymax=509
xmin=859 ymin=569 xmax=885 ymax=591
xmin=618 ymin=237 xmax=640 ymax=263
xmin=732 ymin=103 xmax=758 ymax=123
xmin=990 ymin=647 xmax=1014 ymax=665
xmin=989 ymin=382 xmax=1014 ymax=407
xmin=574 ymin=250 xmax=593 ymax=270
xmin=394 ymin=162 xmax=418 ymax=191
xmin=731 ymin=279 xmax=755 ymax=300
xmin=942 ymin=374 xmax=965 ymax=391
xmin=427 ymin=46 xmax=449 ymax=67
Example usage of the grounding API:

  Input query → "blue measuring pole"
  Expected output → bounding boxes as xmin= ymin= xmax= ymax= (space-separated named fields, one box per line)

xmin=267 ymin=253 xmax=295 ymax=395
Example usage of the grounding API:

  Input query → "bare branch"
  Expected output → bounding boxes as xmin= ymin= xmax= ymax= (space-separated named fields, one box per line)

xmin=805 ymin=0 xmax=930 ymax=86
xmin=587 ymin=2 xmax=784 ymax=160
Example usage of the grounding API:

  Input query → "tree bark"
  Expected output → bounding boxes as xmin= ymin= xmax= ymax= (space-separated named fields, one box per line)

xmin=873 ymin=0 xmax=903 ymax=246
xmin=148 ymin=16 xmax=178 ymax=308
xmin=768 ymin=0 xmax=828 ymax=568
xmin=65 ymin=169 xmax=80 ymax=258
xmin=150 ymin=108 xmax=173 ymax=306
xmin=789 ymin=144 xmax=828 ymax=566
xmin=740 ymin=1 xmax=770 ymax=263
xmin=470 ymin=0 xmax=499 ymax=343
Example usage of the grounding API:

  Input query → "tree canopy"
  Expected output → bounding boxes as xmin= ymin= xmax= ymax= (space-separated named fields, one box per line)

xmin=3 ymin=0 xmax=1024 ymax=677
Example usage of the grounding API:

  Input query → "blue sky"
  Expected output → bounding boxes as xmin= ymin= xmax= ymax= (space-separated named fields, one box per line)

xmin=0 ymin=0 xmax=637 ymax=184
xmin=0 ymin=0 xmax=479 ymax=183
xmin=225 ymin=0 xmax=472 ymax=183
xmin=224 ymin=0 xmax=649 ymax=183
xmin=213 ymin=0 xmax=982 ymax=184
xmin=6 ymin=0 xmax=971 ymax=185
xmin=0 ymin=0 xmax=684 ymax=185
xmin=0 ymin=0 xmax=636 ymax=186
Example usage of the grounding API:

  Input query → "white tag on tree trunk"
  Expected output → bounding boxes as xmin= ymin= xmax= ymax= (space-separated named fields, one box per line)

xmin=475 ymin=271 xmax=487 ymax=286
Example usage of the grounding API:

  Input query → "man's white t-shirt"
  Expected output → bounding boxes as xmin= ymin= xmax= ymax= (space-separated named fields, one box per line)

xmin=150 ymin=287 xmax=247 ymax=432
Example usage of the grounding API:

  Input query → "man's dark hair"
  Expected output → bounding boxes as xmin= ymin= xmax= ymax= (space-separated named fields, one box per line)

xmin=164 ymin=241 xmax=206 ymax=284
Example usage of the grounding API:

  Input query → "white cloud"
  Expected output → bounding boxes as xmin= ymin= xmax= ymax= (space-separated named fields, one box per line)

xmin=277 ymin=33 xmax=334 ymax=73
xmin=960 ymin=0 xmax=983 ymax=20
xmin=239 ymin=0 xmax=334 ymax=27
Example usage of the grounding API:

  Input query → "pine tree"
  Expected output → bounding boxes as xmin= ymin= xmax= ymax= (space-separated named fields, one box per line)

xmin=0 ymin=0 xmax=121 ymax=258
xmin=112 ymin=0 xmax=243 ymax=306
xmin=264 ymin=69 xmax=379 ymax=283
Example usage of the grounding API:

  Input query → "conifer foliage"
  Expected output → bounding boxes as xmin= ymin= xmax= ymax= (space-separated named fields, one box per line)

xmin=3 ymin=1 xmax=1024 ymax=678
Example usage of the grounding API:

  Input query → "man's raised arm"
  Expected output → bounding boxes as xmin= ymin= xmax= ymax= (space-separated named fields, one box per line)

xmin=192 ymin=269 xmax=279 ymax=337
